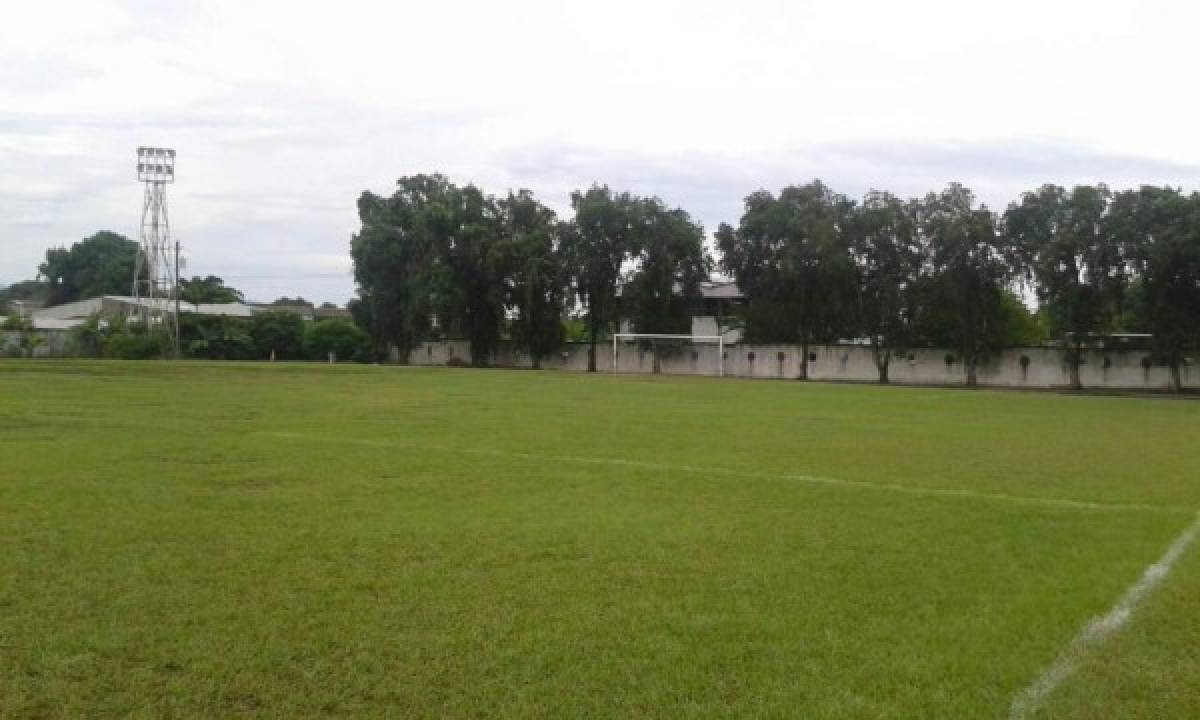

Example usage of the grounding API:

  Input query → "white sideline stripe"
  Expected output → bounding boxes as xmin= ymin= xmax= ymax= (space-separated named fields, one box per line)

xmin=1007 ymin=512 xmax=1200 ymax=720
xmin=261 ymin=431 xmax=1190 ymax=515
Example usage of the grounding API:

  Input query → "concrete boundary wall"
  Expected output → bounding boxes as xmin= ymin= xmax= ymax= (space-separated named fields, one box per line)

xmin=407 ymin=340 xmax=1198 ymax=391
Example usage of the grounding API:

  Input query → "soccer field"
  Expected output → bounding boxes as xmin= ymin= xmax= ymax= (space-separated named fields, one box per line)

xmin=2 ymin=361 xmax=1198 ymax=718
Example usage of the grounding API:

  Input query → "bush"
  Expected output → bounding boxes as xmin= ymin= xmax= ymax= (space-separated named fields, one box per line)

xmin=179 ymin=315 xmax=255 ymax=360
xmin=250 ymin=311 xmax=306 ymax=360
xmin=106 ymin=326 xmax=170 ymax=359
xmin=68 ymin=313 xmax=106 ymax=357
xmin=303 ymin=318 xmax=369 ymax=362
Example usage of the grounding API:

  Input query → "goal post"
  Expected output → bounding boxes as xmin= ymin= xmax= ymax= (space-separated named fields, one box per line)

xmin=611 ymin=333 xmax=725 ymax=377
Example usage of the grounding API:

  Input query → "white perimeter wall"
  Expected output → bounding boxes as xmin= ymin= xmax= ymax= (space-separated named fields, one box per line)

xmin=406 ymin=340 xmax=1198 ymax=391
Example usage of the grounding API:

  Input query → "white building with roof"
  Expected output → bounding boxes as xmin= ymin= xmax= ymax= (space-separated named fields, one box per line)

xmin=29 ymin=295 xmax=257 ymax=331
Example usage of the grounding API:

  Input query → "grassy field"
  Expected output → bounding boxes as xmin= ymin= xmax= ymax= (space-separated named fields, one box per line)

xmin=2 ymin=360 xmax=1198 ymax=719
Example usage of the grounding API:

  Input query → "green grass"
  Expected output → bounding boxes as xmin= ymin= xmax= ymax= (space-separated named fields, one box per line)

xmin=1 ymin=360 xmax=1198 ymax=718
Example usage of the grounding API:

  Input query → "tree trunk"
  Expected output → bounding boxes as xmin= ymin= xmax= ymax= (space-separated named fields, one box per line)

xmin=877 ymin=351 xmax=890 ymax=384
xmin=532 ymin=354 xmax=541 ymax=370
xmin=799 ymin=340 xmax=809 ymax=380
xmin=1068 ymin=360 xmax=1082 ymax=391
xmin=587 ymin=325 xmax=597 ymax=372
xmin=1169 ymin=361 xmax=1183 ymax=393
xmin=1067 ymin=341 xmax=1083 ymax=390
xmin=965 ymin=357 xmax=978 ymax=387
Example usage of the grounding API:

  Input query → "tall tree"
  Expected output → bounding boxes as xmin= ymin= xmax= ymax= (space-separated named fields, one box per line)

xmin=425 ymin=181 xmax=507 ymax=367
xmin=562 ymin=185 xmax=646 ymax=372
xmin=350 ymin=176 xmax=439 ymax=362
xmin=849 ymin=191 xmax=923 ymax=383
xmin=180 ymin=275 xmax=244 ymax=304
xmin=921 ymin=184 xmax=1019 ymax=387
xmin=1004 ymin=184 xmax=1122 ymax=388
xmin=624 ymin=199 xmax=711 ymax=335
xmin=716 ymin=180 xmax=855 ymax=379
xmin=1107 ymin=187 xmax=1200 ymax=392
xmin=38 ymin=231 xmax=140 ymax=306
xmin=495 ymin=190 xmax=565 ymax=369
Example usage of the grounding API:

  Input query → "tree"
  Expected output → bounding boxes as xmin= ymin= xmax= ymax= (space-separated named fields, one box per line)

xmin=304 ymin=318 xmax=369 ymax=362
xmin=921 ymin=184 xmax=1020 ymax=387
xmin=249 ymin=311 xmax=306 ymax=360
xmin=0 ymin=280 xmax=49 ymax=312
xmin=716 ymin=181 xmax=856 ymax=379
xmin=425 ymin=181 xmax=507 ymax=367
xmin=562 ymin=185 xmax=646 ymax=372
xmin=622 ymin=199 xmax=711 ymax=372
xmin=271 ymin=296 xmax=312 ymax=307
xmin=624 ymin=199 xmax=711 ymax=334
xmin=849 ymin=191 xmax=923 ymax=383
xmin=38 ymin=231 xmax=140 ymax=306
xmin=180 ymin=275 xmax=244 ymax=304
xmin=495 ymin=190 xmax=566 ymax=369
xmin=1004 ymin=185 xmax=1122 ymax=389
xmin=1108 ymin=187 xmax=1200 ymax=392
xmin=349 ymin=175 xmax=449 ymax=363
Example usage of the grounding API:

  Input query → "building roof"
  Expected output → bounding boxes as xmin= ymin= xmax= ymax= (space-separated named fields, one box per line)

xmin=699 ymin=280 xmax=743 ymax=300
xmin=29 ymin=295 xmax=257 ymax=329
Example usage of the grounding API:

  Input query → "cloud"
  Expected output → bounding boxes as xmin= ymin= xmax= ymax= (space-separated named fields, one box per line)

xmin=2 ymin=0 xmax=1199 ymax=303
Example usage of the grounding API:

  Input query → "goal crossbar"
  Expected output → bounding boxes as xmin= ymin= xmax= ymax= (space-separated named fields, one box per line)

xmin=611 ymin=333 xmax=725 ymax=376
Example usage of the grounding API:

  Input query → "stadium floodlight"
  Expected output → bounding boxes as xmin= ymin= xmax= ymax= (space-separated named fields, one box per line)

xmin=137 ymin=146 xmax=176 ymax=183
xmin=612 ymin=333 xmax=726 ymax=377
xmin=131 ymin=146 xmax=180 ymax=356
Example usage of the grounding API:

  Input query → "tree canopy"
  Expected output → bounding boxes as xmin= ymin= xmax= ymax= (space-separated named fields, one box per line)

xmin=561 ymin=185 xmax=648 ymax=371
xmin=38 ymin=231 xmax=140 ymax=306
xmin=848 ymin=191 xmax=922 ymax=383
xmin=180 ymin=275 xmax=244 ymax=304
xmin=1004 ymin=185 xmax=1122 ymax=388
xmin=717 ymin=181 xmax=856 ymax=379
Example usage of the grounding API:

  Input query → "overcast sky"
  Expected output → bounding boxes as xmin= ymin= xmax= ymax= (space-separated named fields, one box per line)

xmin=3 ymin=0 xmax=1198 ymax=303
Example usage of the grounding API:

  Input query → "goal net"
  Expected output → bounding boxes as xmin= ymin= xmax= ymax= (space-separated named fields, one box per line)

xmin=611 ymin=333 xmax=725 ymax=376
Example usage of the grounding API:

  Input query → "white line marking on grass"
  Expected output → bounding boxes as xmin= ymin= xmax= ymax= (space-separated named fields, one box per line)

xmin=260 ymin=431 xmax=1192 ymax=515
xmin=1007 ymin=512 xmax=1200 ymax=720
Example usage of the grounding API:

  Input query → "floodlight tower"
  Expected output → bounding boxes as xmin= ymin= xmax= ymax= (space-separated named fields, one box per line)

xmin=132 ymin=146 xmax=179 ymax=355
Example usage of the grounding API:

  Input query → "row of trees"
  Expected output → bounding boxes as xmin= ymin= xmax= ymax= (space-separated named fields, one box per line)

xmin=352 ymin=176 xmax=1200 ymax=391
xmin=351 ymin=175 xmax=709 ymax=370
xmin=718 ymin=181 xmax=1200 ymax=389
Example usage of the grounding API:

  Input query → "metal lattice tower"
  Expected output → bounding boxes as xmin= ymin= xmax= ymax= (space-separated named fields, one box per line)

xmin=132 ymin=146 xmax=179 ymax=355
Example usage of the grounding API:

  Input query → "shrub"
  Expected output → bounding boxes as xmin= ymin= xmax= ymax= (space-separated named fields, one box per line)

xmin=304 ymin=318 xmax=369 ymax=362
xmin=68 ymin=313 xmax=106 ymax=357
xmin=250 ymin=311 xmax=306 ymax=360
xmin=179 ymin=315 xmax=255 ymax=360
xmin=106 ymin=327 xmax=170 ymax=359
